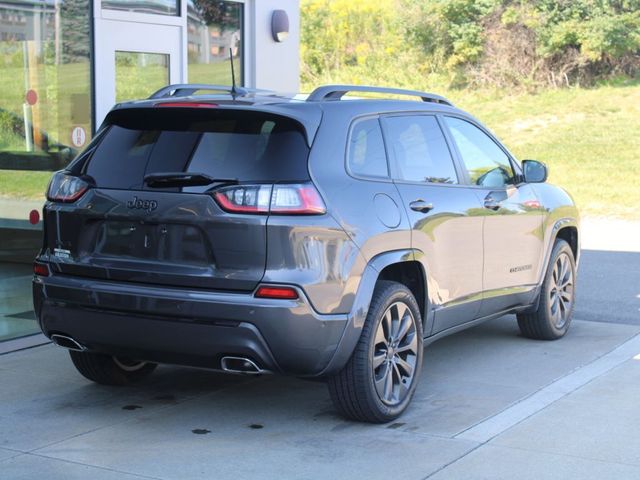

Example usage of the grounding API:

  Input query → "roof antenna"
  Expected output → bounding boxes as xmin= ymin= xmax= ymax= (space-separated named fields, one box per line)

xmin=229 ymin=48 xmax=237 ymax=99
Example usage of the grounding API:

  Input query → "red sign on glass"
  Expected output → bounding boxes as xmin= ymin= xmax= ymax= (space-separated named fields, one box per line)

xmin=25 ymin=89 xmax=38 ymax=106
xmin=71 ymin=126 xmax=86 ymax=148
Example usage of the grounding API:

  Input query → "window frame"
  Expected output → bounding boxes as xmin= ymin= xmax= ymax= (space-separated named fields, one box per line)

xmin=344 ymin=115 xmax=393 ymax=183
xmin=379 ymin=112 xmax=465 ymax=188
xmin=439 ymin=114 xmax=524 ymax=189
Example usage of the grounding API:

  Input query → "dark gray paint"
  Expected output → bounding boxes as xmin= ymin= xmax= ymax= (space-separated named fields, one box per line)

xmin=33 ymin=90 xmax=580 ymax=376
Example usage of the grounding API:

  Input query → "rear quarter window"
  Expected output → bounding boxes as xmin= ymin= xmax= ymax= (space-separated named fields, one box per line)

xmin=346 ymin=117 xmax=389 ymax=178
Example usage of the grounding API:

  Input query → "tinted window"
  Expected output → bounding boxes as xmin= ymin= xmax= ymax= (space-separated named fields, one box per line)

xmin=84 ymin=109 xmax=310 ymax=190
xmin=384 ymin=116 xmax=457 ymax=184
xmin=444 ymin=117 xmax=514 ymax=187
xmin=347 ymin=118 xmax=388 ymax=178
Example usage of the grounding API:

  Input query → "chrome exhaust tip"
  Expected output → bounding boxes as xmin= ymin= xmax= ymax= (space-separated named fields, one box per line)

xmin=220 ymin=356 xmax=263 ymax=375
xmin=50 ymin=334 xmax=86 ymax=352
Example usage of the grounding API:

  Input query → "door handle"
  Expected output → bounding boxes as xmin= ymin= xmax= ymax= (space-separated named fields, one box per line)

xmin=409 ymin=199 xmax=434 ymax=213
xmin=484 ymin=194 xmax=501 ymax=211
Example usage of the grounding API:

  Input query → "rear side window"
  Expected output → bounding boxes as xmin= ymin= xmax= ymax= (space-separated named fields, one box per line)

xmin=347 ymin=117 xmax=388 ymax=178
xmin=84 ymin=109 xmax=310 ymax=190
xmin=383 ymin=115 xmax=457 ymax=184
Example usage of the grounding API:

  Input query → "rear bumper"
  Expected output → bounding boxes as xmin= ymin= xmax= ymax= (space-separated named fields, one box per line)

xmin=33 ymin=274 xmax=349 ymax=376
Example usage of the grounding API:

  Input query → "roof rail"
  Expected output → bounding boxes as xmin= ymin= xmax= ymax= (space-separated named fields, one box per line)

xmin=149 ymin=84 xmax=266 ymax=99
xmin=306 ymin=84 xmax=453 ymax=106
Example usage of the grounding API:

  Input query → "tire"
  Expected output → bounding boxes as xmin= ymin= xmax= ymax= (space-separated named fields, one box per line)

xmin=328 ymin=280 xmax=424 ymax=423
xmin=517 ymin=239 xmax=576 ymax=340
xmin=69 ymin=350 xmax=157 ymax=386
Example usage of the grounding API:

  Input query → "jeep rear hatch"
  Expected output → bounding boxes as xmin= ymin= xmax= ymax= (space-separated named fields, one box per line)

xmin=43 ymin=107 xmax=311 ymax=291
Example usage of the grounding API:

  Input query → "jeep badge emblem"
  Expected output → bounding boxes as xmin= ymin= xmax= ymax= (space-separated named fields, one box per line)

xmin=127 ymin=196 xmax=158 ymax=212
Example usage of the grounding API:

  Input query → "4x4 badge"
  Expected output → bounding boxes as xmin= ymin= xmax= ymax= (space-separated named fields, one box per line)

xmin=127 ymin=196 xmax=158 ymax=212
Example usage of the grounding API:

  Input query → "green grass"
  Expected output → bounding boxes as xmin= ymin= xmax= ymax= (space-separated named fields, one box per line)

xmin=451 ymin=82 xmax=640 ymax=219
xmin=2 ymin=53 xmax=639 ymax=220
xmin=0 ymin=56 xmax=237 ymax=203
xmin=303 ymin=73 xmax=640 ymax=220
xmin=0 ymin=170 xmax=51 ymax=201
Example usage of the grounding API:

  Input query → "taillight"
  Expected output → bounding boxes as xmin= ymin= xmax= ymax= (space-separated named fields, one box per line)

xmin=214 ymin=185 xmax=272 ymax=213
xmin=255 ymin=285 xmax=299 ymax=300
xmin=47 ymin=172 xmax=89 ymax=203
xmin=33 ymin=262 xmax=49 ymax=277
xmin=270 ymin=184 xmax=326 ymax=214
xmin=213 ymin=183 xmax=326 ymax=215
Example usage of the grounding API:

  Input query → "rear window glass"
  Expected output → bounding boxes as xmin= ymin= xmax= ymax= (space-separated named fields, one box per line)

xmin=84 ymin=109 xmax=310 ymax=190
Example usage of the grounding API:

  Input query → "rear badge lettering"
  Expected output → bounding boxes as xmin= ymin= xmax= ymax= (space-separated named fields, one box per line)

xmin=53 ymin=248 xmax=71 ymax=259
xmin=127 ymin=196 xmax=158 ymax=212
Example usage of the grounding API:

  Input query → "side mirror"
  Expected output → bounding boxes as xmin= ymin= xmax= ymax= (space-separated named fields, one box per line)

xmin=522 ymin=159 xmax=548 ymax=183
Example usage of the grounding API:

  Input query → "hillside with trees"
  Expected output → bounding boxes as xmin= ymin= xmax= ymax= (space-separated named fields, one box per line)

xmin=301 ymin=0 xmax=640 ymax=90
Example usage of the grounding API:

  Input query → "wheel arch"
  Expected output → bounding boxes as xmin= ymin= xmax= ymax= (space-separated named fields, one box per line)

xmin=525 ymin=218 xmax=580 ymax=315
xmin=555 ymin=225 xmax=579 ymax=264
xmin=318 ymin=249 xmax=428 ymax=376
xmin=377 ymin=261 xmax=427 ymax=322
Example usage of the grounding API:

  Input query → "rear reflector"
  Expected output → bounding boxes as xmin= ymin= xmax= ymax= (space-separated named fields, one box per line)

xmin=33 ymin=262 xmax=49 ymax=277
xmin=254 ymin=286 xmax=299 ymax=300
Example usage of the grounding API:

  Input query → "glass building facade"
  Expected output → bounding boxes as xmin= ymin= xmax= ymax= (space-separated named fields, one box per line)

xmin=0 ymin=0 xmax=244 ymax=344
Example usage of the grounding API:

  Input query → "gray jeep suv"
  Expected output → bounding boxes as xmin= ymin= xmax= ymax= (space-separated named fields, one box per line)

xmin=33 ymin=84 xmax=579 ymax=423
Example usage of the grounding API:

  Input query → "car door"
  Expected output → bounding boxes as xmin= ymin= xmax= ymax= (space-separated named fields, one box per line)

xmin=442 ymin=116 xmax=545 ymax=317
xmin=381 ymin=114 xmax=485 ymax=335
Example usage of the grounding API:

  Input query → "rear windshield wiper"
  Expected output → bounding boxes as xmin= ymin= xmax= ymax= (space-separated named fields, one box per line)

xmin=144 ymin=172 xmax=238 ymax=188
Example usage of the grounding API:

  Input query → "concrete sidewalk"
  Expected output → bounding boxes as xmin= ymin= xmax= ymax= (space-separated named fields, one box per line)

xmin=1 ymin=317 xmax=639 ymax=479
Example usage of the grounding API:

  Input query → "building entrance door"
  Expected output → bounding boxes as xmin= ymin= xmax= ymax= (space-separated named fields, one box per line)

xmin=94 ymin=15 xmax=184 ymax=126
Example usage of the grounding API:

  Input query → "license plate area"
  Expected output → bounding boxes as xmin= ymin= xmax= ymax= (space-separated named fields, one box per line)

xmin=94 ymin=221 xmax=213 ymax=266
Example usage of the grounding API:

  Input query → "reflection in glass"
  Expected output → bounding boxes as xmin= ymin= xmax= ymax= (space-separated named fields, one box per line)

xmin=187 ymin=1 xmax=243 ymax=85
xmin=348 ymin=118 xmax=388 ymax=178
xmin=115 ymin=52 xmax=169 ymax=103
xmin=102 ymin=0 xmax=179 ymax=16
xmin=0 ymin=0 xmax=92 ymax=341
xmin=444 ymin=117 xmax=514 ymax=187
xmin=385 ymin=116 xmax=458 ymax=184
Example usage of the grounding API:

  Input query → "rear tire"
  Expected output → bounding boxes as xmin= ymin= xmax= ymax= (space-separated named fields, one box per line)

xmin=328 ymin=281 xmax=423 ymax=423
xmin=69 ymin=350 xmax=157 ymax=386
xmin=517 ymin=239 xmax=576 ymax=340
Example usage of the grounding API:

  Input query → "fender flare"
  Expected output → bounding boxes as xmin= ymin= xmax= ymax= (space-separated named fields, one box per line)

xmin=317 ymin=249 xmax=422 ymax=376
xmin=525 ymin=217 xmax=580 ymax=313
xmin=541 ymin=217 xmax=580 ymax=281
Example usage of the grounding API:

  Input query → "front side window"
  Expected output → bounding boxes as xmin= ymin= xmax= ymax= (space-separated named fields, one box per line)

xmin=347 ymin=118 xmax=388 ymax=178
xmin=444 ymin=117 xmax=514 ymax=188
xmin=383 ymin=116 xmax=457 ymax=184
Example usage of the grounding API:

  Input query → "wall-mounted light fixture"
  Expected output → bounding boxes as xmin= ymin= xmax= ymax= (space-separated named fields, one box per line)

xmin=271 ymin=10 xmax=289 ymax=42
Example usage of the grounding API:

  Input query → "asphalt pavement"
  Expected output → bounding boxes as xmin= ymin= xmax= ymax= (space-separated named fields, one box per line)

xmin=575 ymin=218 xmax=640 ymax=325
xmin=0 ymin=217 xmax=638 ymax=479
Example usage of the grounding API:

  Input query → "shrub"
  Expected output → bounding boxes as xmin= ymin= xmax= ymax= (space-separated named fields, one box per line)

xmin=301 ymin=0 xmax=640 ymax=89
